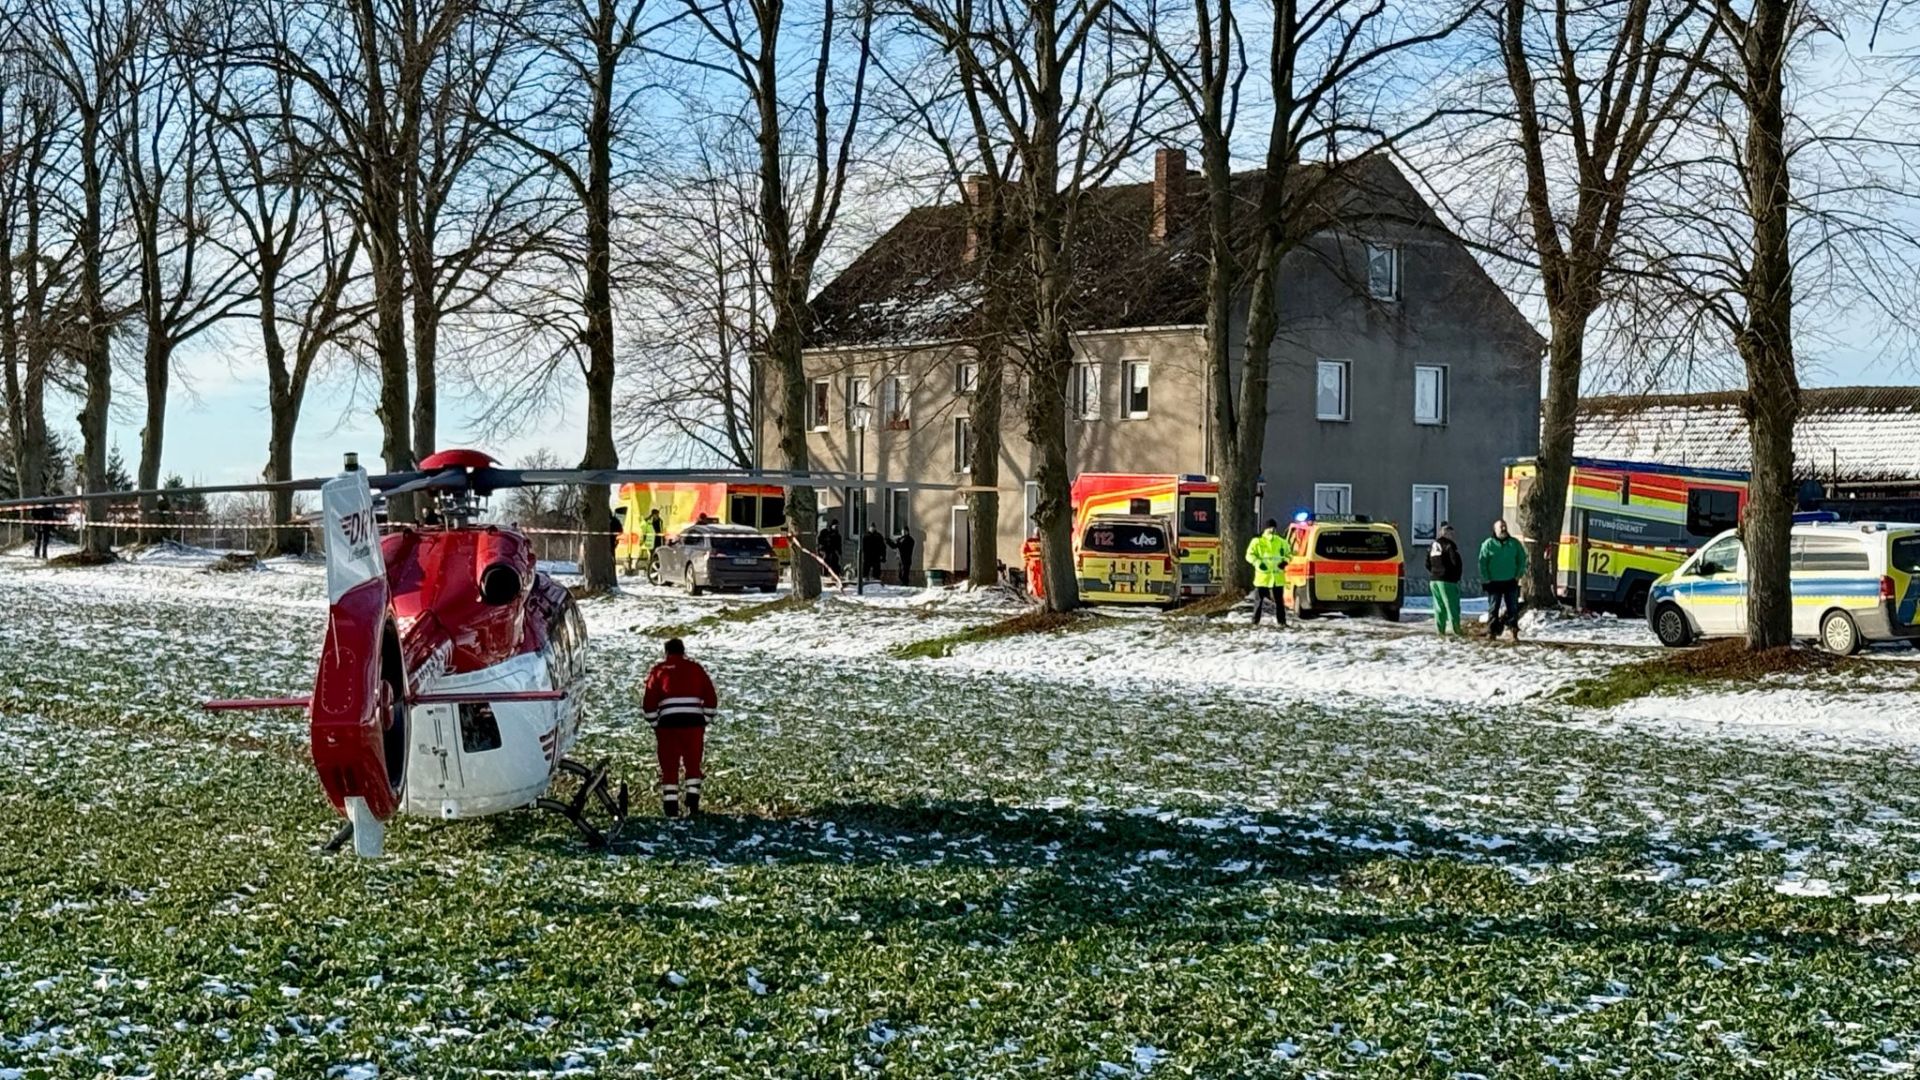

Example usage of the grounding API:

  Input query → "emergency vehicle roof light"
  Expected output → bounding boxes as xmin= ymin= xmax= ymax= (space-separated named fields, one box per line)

xmin=1293 ymin=510 xmax=1311 ymax=522
xmin=1793 ymin=510 xmax=1840 ymax=523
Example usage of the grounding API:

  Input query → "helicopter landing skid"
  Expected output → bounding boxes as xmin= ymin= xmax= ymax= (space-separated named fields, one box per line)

xmin=536 ymin=757 xmax=630 ymax=849
xmin=321 ymin=820 xmax=355 ymax=854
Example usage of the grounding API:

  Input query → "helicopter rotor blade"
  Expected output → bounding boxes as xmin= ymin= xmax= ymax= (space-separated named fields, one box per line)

xmin=497 ymin=468 xmax=964 ymax=491
xmin=0 ymin=470 xmax=434 ymax=514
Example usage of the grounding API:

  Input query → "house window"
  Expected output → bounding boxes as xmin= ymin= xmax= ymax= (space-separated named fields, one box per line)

xmin=1686 ymin=488 xmax=1740 ymax=538
xmin=1024 ymin=480 xmax=1041 ymax=537
xmin=1122 ymin=360 xmax=1150 ymax=418
xmin=881 ymin=375 xmax=910 ymax=429
xmin=846 ymin=376 xmax=872 ymax=429
xmin=1411 ymin=485 xmax=1448 ymax=542
xmin=807 ymin=379 xmax=831 ymax=431
xmin=1072 ymin=361 xmax=1101 ymax=421
xmin=1413 ymin=365 xmax=1447 ymax=425
xmin=1314 ymin=483 xmax=1352 ymax=517
xmin=1316 ymin=360 xmax=1349 ymax=421
xmin=954 ymin=417 xmax=974 ymax=473
xmin=956 ymin=360 xmax=977 ymax=395
xmin=1367 ymin=244 xmax=1400 ymax=300
xmin=887 ymin=488 xmax=911 ymax=535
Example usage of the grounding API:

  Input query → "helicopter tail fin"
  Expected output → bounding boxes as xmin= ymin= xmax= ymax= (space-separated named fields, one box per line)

xmin=309 ymin=468 xmax=405 ymax=834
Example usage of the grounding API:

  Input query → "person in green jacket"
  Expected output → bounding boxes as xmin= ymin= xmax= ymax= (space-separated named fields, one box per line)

xmin=1245 ymin=519 xmax=1294 ymax=627
xmin=1478 ymin=518 xmax=1529 ymax=641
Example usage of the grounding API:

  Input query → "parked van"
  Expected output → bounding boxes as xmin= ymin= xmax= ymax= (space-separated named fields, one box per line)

xmin=1023 ymin=515 xmax=1181 ymax=607
xmin=1284 ymin=514 xmax=1405 ymax=621
xmin=1648 ymin=521 xmax=1920 ymax=653
xmin=1070 ymin=473 xmax=1222 ymax=599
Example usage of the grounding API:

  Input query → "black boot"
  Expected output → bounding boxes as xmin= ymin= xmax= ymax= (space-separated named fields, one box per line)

xmin=662 ymin=798 xmax=680 ymax=818
xmin=685 ymin=792 xmax=701 ymax=816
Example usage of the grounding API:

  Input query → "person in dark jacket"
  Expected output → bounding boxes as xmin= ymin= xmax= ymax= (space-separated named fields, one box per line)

xmin=641 ymin=637 xmax=718 ymax=817
xmin=1478 ymin=518 xmax=1529 ymax=641
xmin=890 ymin=527 xmax=916 ymax=584
xmin=860 ymin=524 xmax=887 ymax=581
xmin=31 ymin=503 xmax=59 ymax=559
xmin=1424 ymin=521 xmax=1464 ymax=636
xmin=818 ymin=518 xmax=844 ymax=575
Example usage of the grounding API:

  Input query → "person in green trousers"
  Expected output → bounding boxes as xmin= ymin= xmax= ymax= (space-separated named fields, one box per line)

xmin=1424 ymin=521 xmax=1465 ymax=636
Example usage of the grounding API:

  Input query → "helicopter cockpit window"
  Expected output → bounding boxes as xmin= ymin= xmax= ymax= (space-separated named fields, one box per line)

xmin=460 ymin=703 xmax=502 ymax=753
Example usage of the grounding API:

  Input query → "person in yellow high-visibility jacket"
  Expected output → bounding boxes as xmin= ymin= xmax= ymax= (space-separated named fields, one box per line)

xmin=1244 ymin=519 xmax=1295 ymax=627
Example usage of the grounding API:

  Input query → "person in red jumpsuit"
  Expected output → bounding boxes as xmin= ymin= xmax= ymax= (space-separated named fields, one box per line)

xmin=641 ymin=637 xmax=717 ymax=817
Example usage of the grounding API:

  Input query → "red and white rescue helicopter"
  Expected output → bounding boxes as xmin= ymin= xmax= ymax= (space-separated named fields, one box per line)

xmin=0 ymin=449 xmax=904 ymax=857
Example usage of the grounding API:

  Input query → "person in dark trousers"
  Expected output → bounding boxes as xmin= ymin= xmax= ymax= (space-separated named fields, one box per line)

xmin=641 ymin=637 xmax=718 ymax=817
xmin=1244 ymin=519 xmax=1293 ymax=627
xmin=1425 ymin=521 xmax=1464 ymax=636
xmin=860 ymin=524 xmax=888 ymax=582
xmin=890 ymin=527 xmax=916 ymax=584
xmin=32 ymin=503 xmax=58 ymax=559
xmin=1478 ymin=518 xmax=1529 ymax=641
xmin=646 ymin=508 xmax=665 ymax=552
xmin=818 ymin=517 xmax=843 ymax=575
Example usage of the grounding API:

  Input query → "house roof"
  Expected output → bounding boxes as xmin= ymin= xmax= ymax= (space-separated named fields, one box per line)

xmin=1574 ymin=386 xmax=1920 ymax=483
xmin=807 ymin=155 xmax=1526 ymax=349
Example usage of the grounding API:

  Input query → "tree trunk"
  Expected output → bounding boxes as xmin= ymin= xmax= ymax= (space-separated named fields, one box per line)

xmin=967 ymin=339 xmax=1003 ymax=587
xmin=1739 ymin=0 xmax=1796 ymax=650
xmin=411 ymin=303 xmax=438 ymax=464
xmin=771 ymin=311 xmax=822 ymax=599
xmin=577 ymin=16 xmax=619 ymax=594
xmin=78 ymin=113 xmax=112 ymax=556
xmin=1200 ymin=134 xmax=1247 ymax=594
xmin=1521 ymin=318 xmax=1585 ymax=607
xmin=1225 ymin=233 xmax=1282 ymax=592
xmin=137 ymin=332 xmax=168 ymax=531
xmin=367 ymin=180 xmax=413 ymax=503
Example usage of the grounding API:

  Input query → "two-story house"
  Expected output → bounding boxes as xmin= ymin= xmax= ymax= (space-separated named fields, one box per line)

xmin=779 ymin=149 xmax=1543 ymax=588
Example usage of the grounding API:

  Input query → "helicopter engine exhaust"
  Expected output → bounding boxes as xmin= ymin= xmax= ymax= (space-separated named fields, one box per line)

xmin=474 ymin=528 xmax=527 ymax=606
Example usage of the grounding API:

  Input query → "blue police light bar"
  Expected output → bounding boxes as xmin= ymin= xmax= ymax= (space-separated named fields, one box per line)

xmin=1793 ymin=510 xmax=1841 ymax=523
xmin=1293 ymin=510 xmax=1312 ymax=523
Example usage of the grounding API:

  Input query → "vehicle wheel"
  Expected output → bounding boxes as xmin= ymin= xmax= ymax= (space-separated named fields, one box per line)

xmin=1624 ymin=581 xmax=1651 ymax=620
xmin=685 ymin=568 xmax=703 ymax=597
xmin=646 ymin=556 xmax=662 ymax=587
xmin=1652 ymin=603 xmax=1693 ymax=648
xmin=1820 ymin=609 xmax=1861 ymax=656
xmin=760 ymin=584 xmax=777 ymax=594
xmin=1292 ymin=586 xmax=1319 ymax=620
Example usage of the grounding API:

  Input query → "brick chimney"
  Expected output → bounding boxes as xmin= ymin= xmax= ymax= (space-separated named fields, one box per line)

xmin=1151 ymin=147 xmax=1187 ymax=243
xmin=963 ymin=173 xmax=991 ymax=263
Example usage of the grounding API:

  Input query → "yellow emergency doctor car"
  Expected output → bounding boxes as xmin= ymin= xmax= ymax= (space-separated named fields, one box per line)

xmin=1074 ymin=515 xmax=1181 ymax=607
xmin=1647 ymin=520 xmax=1920 ymax=654
xmin=1283 ymin=513 xmax=1405 ymax=621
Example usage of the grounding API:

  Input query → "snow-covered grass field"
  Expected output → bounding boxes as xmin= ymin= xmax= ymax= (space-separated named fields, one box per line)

xmin=4 ymin=547 xmax=1920 ymax=1077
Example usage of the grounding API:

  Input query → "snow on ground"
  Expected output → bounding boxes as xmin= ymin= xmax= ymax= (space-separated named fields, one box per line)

xmin=7 ymin=545 xmax=1920 ymax=749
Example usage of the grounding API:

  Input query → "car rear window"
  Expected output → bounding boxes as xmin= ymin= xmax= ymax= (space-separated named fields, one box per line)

xmin=1179 ymin=496 xmax=1218 ymax=537
xmin=1315 ymin=529 xmax=1398 ymax=560
xmin=710 ymin=535 xmax=772 ymax=556
xmin=1892 ymin=536 xmax=1920 ymax=574
xmin=1083 ymin=522 xmax=1169 ymax=554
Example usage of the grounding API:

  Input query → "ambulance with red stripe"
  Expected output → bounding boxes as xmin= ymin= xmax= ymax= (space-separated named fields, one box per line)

xmin=613 ymin=483 xmax=791 ymax=577
xmin=1503 ymin=457 xmax=1750 ymax=616
xmin=1283 ymin=513 xmax=1405 ymax=621
xmin=1069 ymin=473 xmax=1223 ymax=599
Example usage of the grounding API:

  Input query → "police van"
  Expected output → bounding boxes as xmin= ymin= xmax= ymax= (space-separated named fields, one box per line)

xmin=1647 ymin=519 xmax=1920 ymax=654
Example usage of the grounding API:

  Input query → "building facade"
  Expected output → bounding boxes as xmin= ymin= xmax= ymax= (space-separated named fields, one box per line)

xmin=779 ymin=151 xmax=1543 ymax=588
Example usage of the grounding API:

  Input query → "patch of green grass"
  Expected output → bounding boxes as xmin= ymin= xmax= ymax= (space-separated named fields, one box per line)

xmin=889 ymin=608 xmax=1090 ymax=659
xmin=1559 ymin=637 xmax=1848 ymax=708
xmin=6 ymin=567 xmax=1920 ymax=1076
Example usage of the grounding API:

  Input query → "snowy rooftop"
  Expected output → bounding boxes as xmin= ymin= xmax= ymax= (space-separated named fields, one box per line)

xmin=1574 ymin=387 xmax=1920 ymax=484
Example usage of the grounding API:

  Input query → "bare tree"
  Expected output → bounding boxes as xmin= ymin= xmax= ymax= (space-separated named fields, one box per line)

xmin=895 ymin=0 xmax=1161 ymax=610
xmin=1470 ymin=0 xmax=1717 ymax=610
xmin=0 ymin=47 xmax=75 ymax=503
xmin=116 ymin=4 xmax=253 ymax=523
xmin=1152 ymin=0 xmax=1471 ymax=596
xmin=198 ymin=44 xmax=369 ymax=552
xmin=619 ymin=133 xmax=763 ymax=470
xmin=675 ymin=0 xmax=877 ymax=600
xmin=486 ymin=0 xmax=653 ymax=592
xmin=1619 ymin=0 xmax=1920 ymax=648
xmin=14 ymin=0 xmax=141 ymax=554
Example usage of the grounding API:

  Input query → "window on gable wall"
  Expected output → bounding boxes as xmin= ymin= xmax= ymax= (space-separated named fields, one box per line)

xmin=1122 ymin=360 xmax=1150 ymax=418
xmin=1414 ymin=365 xmax=1447 ymax=425
xmin=955 ymin=361 xmax=977 ymax=395
xmin=1367 ymin=244 xmax=1400 ymax=300
xmin=1073 ymin=362 xmax=1101 ymax=420
xmin=807 ymin=379 xmax=831 ymax=430
xmin=882 ymin=374 xmax=910 ymax=429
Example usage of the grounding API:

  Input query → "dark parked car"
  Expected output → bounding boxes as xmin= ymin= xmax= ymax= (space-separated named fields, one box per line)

xmin=650 ymin=524 xmax=780 ymax=594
